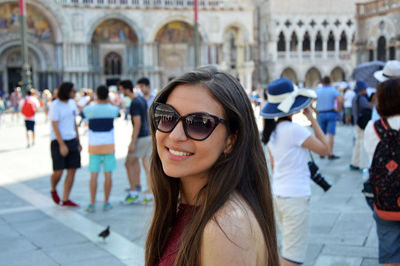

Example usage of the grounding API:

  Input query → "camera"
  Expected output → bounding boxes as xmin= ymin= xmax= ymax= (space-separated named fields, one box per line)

xmin=308 ymin=161 xmax=331 ymax=192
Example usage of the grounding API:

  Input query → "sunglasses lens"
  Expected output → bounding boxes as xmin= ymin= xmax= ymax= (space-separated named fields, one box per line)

xmin=185 ymin=114 xmax=217 ymax=140
xmin=154 ymin=104 xmax=178 ymax=132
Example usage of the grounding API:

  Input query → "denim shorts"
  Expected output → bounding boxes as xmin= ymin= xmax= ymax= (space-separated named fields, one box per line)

xmin=318 ymin=112 xmax=337 ymax=135
xmin=89 ymin=154 xmax=116 ymax=173
xmin=373 ymin=211 xmax=400 ymax=264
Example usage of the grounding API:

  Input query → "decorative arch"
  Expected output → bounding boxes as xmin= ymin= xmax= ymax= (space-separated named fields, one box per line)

xmin=104 ymin=52 xmax=122 ymax=75
xmin=330 ymin=67 xmax=345 ymax=82
xmin=277 ymin=31 xmax=286 ymax=52
xmin=92 ymin=19 xmax=138 ymax=43
xmin=0 ymin=3 xmax=55 ymax=42
xmin=327 ymin=31 xmax=335 ymax=51
xmin=339 ymin=31 xmax=347 ymax=51
xmin=155 ymin=21 xmax=198 ymax=43
xmin=305 ymin=67 xmax=321 ymax=88
xmin=377 ymin=36 xmax=386 ymax=61
xmin=87 ymin=13 xmax=143 ymax=43
xmin=315 ymin=31 xmax=323 ymax=51
xmin=302 ymin=31 xmax=311 ymax=51
xmin=290 ymin=32 xmax=298 ymax=51
xmin=0 ymin=41 xmax=49 ymax=71
xmin=280 ymin=67 xmax=297 ymax=84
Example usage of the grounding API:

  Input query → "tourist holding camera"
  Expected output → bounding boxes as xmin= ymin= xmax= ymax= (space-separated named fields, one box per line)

xmin=261 ymin=78 xmax=330 ymax=266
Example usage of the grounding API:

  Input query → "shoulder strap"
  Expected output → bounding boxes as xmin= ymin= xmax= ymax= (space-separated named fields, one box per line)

xmin=373 ymin=119 xmax=385 ymax=140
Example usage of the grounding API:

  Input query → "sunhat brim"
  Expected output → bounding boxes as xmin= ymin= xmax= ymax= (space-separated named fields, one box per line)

xmin=260 ymin=96 xmax=313 ymax=119
xmin=373 ymin=70 xmax=388 ymax=82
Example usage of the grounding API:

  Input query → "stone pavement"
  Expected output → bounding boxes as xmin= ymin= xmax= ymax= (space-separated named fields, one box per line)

xmin=0 ymin=113 xmax=379 ymax=266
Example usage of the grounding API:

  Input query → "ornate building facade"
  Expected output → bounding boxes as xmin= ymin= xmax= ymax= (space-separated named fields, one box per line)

xmin=0 ymin=0 xmax=255 ymax=93
xmin=256 ymin=0 xmax=369 ymax=88
xmin=355 ymin=0 xmax=400 ymax=64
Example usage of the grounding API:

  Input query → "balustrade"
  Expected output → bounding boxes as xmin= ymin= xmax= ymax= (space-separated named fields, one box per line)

xmin=55 ymin=0 xmax=249 ymax=9
xmin=357 ymin=0 xmax=400 ymax=17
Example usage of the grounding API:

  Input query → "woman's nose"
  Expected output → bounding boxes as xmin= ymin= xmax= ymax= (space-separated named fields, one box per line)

xmin=168 ymin=120 xmax=188 ymax=141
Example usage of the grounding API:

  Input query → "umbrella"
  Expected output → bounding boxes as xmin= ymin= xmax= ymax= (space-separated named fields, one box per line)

xmin=352 ymin=60 xmax=385 ymax=88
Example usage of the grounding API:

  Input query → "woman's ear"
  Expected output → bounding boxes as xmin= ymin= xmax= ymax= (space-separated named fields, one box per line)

xmin=224 ymin=133 xmax=237 ymax=154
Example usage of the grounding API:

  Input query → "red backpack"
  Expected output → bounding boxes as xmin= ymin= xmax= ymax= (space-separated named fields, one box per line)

xmin=21 ymin=98 xmax=36 ymax=117
xmin=369 ymin=119 xmax=400 ymax=221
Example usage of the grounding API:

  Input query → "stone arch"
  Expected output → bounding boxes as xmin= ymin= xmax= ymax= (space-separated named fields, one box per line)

xmin=0 ymin=41 xmax=48 ymax=71
xmin=0 ymin=2 xmax=63 ymax=43
xmin=277 ymin=31 xmax=286 ymax=52
xmin=91 ymin=19 xmax=138 ymax=43
xmin=290 ymin=31 xmax=298 ymax=51
xmin=327 ymin=31 xmax=335 ymax=51
xmin=280 ymin=67 xmax=297 ymax=84
xmin=377 ymin=36 xmax=386 ymax=61
xmin=330 ymin=66 xmax=345 ymax=82
xmin=305 ymin=67 xmax=321 ymax=88
xmin=149 ymin=16 xmax=208 ymax=43
xmin=315 ymin=31 xmax=323 ymax=51
xmin=339 ymin=31 xmax=347 ymax=51
xmin=86 ymin=14 xmax=143 ymax=43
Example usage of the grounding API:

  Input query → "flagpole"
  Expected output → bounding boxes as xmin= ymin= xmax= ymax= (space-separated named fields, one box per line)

xmin=194 ymin=0 xmax=199 ymax=68
xmin=19 ymin=0 xmax=31 ymax=95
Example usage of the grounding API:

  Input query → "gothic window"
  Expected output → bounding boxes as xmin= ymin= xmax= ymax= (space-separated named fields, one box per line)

xmin=389 ymin=47 xmax=395 ymax=60
xmin=290 ymin=32 xmax=298 ymax=51
xmin=302 ymin=32 xmax=311 ymax=51
xmin=229 ymin=33 xmax=237 ymax=68
xmin=327 ymin=31 xmax=335 ymax=51
xmin=339 ymin=31 xmax=347 ymax=51
xmin=277 ymin=32 xmax=286 ymax=52
xmin=315 ymin=31 xmax=323 ymax=51
xmin=377 ymin=36 xmax=386 ymax=61
xmin=104 ymin=52 xmax=122 ymax=75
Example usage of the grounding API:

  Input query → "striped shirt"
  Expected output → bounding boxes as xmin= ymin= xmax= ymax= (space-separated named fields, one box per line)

xmin=82 ymin=103 xmax=120 ymax=154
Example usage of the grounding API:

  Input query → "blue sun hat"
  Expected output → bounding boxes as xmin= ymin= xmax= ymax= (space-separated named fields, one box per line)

xmin=260 ymin=78 xmax=317 ymax=119
xmin=354 ymin=80 xmax=368 ymax=94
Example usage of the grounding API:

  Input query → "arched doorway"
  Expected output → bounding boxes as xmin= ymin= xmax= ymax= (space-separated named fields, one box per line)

xmin=155 ymin=21 xmax=199 ymax=85
xmin=305 ymin=67 xmax=321 ymax=88
xmin=280 ymin=68 xmax=297 ymax=84
xmin=377 ymin=36 xmax=386 ymax=61
xmin=330 ymin=67 xmax=345 ymax=82
xmin=91 ymin=19 xmax=138 ymax=85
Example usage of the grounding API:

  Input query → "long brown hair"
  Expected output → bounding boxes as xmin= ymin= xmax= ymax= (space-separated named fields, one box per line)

xmin=145 ymin=68 xmax=278 ymax=266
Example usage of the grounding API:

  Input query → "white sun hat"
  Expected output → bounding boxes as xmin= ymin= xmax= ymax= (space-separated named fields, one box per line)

xmin=374 ymin=60 xmax=400 ymax=82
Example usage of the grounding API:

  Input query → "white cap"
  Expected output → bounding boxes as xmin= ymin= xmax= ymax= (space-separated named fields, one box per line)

xmin=374 ymin=60 xmax=400 ymax=82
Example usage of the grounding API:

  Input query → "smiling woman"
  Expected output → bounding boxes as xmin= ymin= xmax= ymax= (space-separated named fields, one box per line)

xmin=145 ymin=67 xmax=279 ymax=266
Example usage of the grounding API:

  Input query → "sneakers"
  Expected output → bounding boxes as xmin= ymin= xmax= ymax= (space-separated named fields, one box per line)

xmin=103 ymin=203 xmax=113 ymax=211
xmin=328 ymin=154 xmax=340 ymax=160
xmin=86 ymin=204 xmax=96 ymax=213
xmin=349 ymin=164 xmax=360 ymax=171
xmin=60 ymin=200 xmax=80 ymax=207
xmin=142 ymin=194 xmax=154 ymax=205
xmin=51 ymin=190 xmax=60 ymax=205
xmin=122 ymin=193 xmax=140 ymax=205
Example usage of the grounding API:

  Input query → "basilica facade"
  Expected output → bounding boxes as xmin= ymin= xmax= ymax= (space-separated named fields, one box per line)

xmin=0 ymin=0 xmax=254 ymax=93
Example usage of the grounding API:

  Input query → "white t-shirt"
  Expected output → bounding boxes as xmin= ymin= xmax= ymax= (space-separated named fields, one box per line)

xmin=364 ymin=116 xmax=400 ymax=166
xmin=49 ymin=99 xmax=79 ymax=141
xmin=268 ymin=121 xmax=312 ymax=197
xmin=77 ymin=95 xmax=90 ymax=109
xmin=19 ymin=96 xmax=40 ymax=121
xmin=344 ymin=90 xmax=356 ymax=108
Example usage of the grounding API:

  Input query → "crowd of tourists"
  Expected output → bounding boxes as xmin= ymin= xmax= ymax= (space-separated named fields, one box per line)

xmin=3 ymin=61 xmax=400 ymax=265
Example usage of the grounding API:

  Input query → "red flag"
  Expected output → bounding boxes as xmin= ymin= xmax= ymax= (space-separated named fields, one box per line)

xmin=194 ymin=0 xmax=198 ymax=23
xmin=19 ymin=0 xmax=26 ymax=15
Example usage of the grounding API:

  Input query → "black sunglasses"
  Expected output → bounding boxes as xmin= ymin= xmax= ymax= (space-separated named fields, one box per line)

xmin=152 ymin=102 xmax=227 ymax=141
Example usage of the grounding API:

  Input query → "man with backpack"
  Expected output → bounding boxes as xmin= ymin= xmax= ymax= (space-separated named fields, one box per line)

xmin=20 ymin=89 xmax=39 ymax=148
xmin=349 ymin=80 xmax=372 ymax=171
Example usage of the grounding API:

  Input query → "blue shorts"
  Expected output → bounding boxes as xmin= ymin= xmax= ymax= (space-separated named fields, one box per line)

xmin=373 ymin=211 xmax=400 ymax=264
xmin=89 ymin=154 xmax=116 ymax=173
xmin=318 ymin=112 xmax=337 ymax=135
xmin=25 ymin=120 xmax=35 ymax=132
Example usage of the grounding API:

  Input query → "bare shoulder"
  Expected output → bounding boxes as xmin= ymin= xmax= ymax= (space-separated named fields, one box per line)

xmin=200 ymin=193 xmax=266 ymax=266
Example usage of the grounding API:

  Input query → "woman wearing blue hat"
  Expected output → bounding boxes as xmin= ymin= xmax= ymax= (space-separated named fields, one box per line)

xmin=261 ymin=78 xmax=329 ymax=266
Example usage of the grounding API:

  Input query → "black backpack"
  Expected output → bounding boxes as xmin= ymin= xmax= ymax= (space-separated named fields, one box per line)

xmin=369 ymin=119 xmax=400 ymax=221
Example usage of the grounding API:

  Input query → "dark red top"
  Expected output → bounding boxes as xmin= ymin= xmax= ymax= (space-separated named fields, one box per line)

xmin=157 ymin=204 xmax=198 ymax=266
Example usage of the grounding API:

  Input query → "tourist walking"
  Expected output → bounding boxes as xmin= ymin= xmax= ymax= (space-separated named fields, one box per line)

xmin=315 ymin=76 xmax=343 ymax=159
xmin=20 ymin=89 xmax=40 ymax=148
xmin=350 ymin=80 xmax=372 ymax=171
xmin=49 ymin=82 xmax=81 ymax=207
xmin=364 ymin=78 xmax=400 ymax=266
xmin=82 ymin=85 xmax=120 ymax=213
xmin=343 ymin=83 xmax=356 ymax=125
xmin=119 ymin=80 xmax=153 ymax=204
xmin=10 ymin=87 xmax=22 ymax=121
xmin=42 ymin=89 xmax=52 ymax=122
xmin=260 ymin=78 xmax=329 ymax=266
xmin=145 ymin=67 xmax=279 ymax=266
xmin=136 ymin=77 xmax=155 ymax=109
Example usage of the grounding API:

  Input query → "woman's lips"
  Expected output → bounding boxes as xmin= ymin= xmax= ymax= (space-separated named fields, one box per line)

xmin=166 ymin=147 xmax=193 ymax=161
